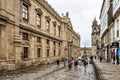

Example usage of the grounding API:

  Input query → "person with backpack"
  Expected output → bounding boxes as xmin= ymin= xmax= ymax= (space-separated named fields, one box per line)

xmin=82 ymin=58 xmax=88 ymax=72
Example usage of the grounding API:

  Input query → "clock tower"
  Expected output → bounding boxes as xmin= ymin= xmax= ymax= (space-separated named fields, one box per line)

xmin=91 ymin=18 xmax=100 ymax=56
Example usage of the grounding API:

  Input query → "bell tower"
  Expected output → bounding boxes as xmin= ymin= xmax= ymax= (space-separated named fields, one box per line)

xmin=91 ymin=18 xmax=100 ymax=56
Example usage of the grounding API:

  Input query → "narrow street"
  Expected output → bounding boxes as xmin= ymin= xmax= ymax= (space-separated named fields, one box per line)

xmin=0 ymin=63 xmax=96 ymax=80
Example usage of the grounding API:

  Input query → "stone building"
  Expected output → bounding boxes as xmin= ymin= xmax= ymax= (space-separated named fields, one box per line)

xmin=113 ymin=0 xmax=120 ymax=48
xmin=0 ymin=0 xmax=80 ymax=70
xmin=91 ymin=18 xmax=100 ymax=56
xmin=80 ymin=47 xmax=92 ymax=57
xmin=99 ymin=0 xmax=110 ymax=60
xmin=99 ymin=0 xmax=120 ymax=61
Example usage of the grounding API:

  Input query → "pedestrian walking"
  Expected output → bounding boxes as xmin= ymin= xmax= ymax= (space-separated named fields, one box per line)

xmin=94 ymin=55 xmax=96 ymax=59
xmin=77 ymin=59 xmax=82 ymax=70
xmin=63 ymin=58 xmax=67 ymax=67
xmin=100 ymin=55 xmax=103 ymax=63
xmin=82 ymin=58 xmax=88 ymax=72
xmin=74 ymin=59 xmax=78 ymax=70
xmin=68 ymin=59 xmax=72 ymax=70
xmin=56 ymin=59 xmax=60 ymax=67
xmin=111 ymin=49 xmax=115 ymax=64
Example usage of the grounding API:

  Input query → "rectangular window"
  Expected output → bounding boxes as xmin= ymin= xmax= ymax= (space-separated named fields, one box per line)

xmin=117 ymin=30 xmax=119 ymax=37
xmin=117 ymin=19 xmax=119 ymax=38
xmin=54 ymin=41 xmax=55 ymax=46
xmin=58 ymin=27 xmax=61 ymax=37
xmin=59 ymin=43 xmax=60 ymax=47
xmin=37 ymin=14 xmax=41 ymax=27
xmin=37 ymin=37 xmax=41 ymax=43
xmin=47 ymin=49 xmax=49 ymax=57
xmin=47 ymin=39 xmax=49 ymax=44
xmin=46 ymin=20 xmax=50 ymax=32
xmin=37 ymin=48 xmax=41 ymax=57
xmin=54 ymin=25 xmax=56 ymax=35
xmin=23 ymin=4 xmax=28 ymax=20
xmin=23 ymin=33 xmax=28 ymax=40
xmin=23 ymin=47 xmax=29 ymax=58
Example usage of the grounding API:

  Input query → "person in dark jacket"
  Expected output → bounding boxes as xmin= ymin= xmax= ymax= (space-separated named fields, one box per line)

xmin=56 ymin=59 xmax=60 ymax=66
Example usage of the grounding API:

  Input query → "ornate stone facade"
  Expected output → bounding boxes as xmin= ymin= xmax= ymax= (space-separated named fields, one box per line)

xmin=0 ymin=0 xmax=80 ymax=70
xmin=91 ymin=18 xmax=100 ymax=56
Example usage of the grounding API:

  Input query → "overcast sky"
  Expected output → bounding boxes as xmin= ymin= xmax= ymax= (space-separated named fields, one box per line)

xmin=47 ymin=0 xmax=103 ymax=47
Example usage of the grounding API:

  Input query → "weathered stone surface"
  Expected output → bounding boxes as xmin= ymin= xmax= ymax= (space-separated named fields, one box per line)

xmin=0 ymin=0 xmax=80 ymax=70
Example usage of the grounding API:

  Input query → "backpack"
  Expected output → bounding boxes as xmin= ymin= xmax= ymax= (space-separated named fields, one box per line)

xmin=83 ymin=60 xmax=88 ymax=65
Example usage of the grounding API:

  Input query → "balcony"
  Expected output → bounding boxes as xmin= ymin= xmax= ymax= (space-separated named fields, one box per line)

xmin=107 ymin=3 xmax=114 ymax=27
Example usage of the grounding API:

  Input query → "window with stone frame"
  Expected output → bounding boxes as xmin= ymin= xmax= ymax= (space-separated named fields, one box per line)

xmin=35 ymin=8 xmax=43 ymax=29
xmin=58 ymin=26 xmax=61 ymax=37
xmin=45 ymin=16 xmax=51 ymax=32
xmin=21 ymin=0 xmax=31 ymax=21
xmin=37 ymin=37 xmax=41 ymax=43
xmin=22 ymin=4 xmax=28 ymax=20
xmin=47 ymin=39 xmax=49 ymax=44
xmin=46 ymin=20 xmax=50 ymax=32
xmin=23 ymin=47 xmax=29 ymax=58
xmin=47 ymin=49 xmax=49 ymax=57
xmin=37 ymin=48 xmax=41 ymax=57
xmin=53 ymin=41 xmax=56 ymax=47
xmin=37 ymin=14 xmax=41 ymax=27
xmin=23 ymin=32 xmax=29 ymax=40
xmin=59 ymin=43 xmax=60 ymax=47
xmin=53 ymin=21 xmax=57 ymax=35
xmin=53 ymin=24 xmax=56 ymax=35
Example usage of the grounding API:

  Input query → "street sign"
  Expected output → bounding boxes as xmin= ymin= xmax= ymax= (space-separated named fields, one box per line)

xmin=112 ymin=42 xmax=119 ymax=48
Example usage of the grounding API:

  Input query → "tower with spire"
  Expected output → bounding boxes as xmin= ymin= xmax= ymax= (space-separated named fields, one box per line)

xmin=91 ymin=18 xmax=100 ymax=56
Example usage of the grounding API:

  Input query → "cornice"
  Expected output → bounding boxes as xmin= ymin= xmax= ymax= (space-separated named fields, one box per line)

xmin=19 ymin=24 xmax=63 ymax=42
xmin=0 ymin=15 xmax=9 ymax=21
xmin=36 ymin=0 xmax=62 ymax=22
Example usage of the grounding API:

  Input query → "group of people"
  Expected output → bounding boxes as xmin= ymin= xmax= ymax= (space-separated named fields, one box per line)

xmin=74 ymin=58 xmax=88 ymax=72
xmin=56 ymin=58 xmax=89 ymax=72
xmin=111 ymin=49 xmax=120 ymax=64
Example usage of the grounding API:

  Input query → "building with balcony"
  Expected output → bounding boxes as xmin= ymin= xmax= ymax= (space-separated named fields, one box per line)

xmin=113 ymin=0 xmax=120 ymax=48
xmin=99 ymin=0 xmax=110 ymax=60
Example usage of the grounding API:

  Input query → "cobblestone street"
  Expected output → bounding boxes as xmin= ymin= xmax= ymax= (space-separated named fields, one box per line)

xmin=37 ymin=64 xmax=96 ymax=80
xmin=0 ymin=63 xmax=96 ymax=80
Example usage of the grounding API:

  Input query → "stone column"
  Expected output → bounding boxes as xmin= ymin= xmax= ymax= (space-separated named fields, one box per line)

xmin=14 ymin=37 xmax=21 ymax=68
xmin=13 ymin=0 xmax=22 ymax=68
xmin=0 ymin=25 xmax=7 ymax=60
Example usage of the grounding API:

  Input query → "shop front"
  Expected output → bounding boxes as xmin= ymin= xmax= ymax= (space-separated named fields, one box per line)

xmin=111 ymin=42 xmax=119 ymax=64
